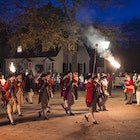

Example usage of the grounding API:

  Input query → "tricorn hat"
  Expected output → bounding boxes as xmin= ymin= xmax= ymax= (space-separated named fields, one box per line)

xmin=86 ymin=74 xmax=92 ymax=80
xmin=101 ymin=73 xmax=107 ymax=78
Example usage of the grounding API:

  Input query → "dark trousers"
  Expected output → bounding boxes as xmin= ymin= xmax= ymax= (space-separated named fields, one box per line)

xmin=126 ymin=91 xmax=133 ymax=103
xmin=73 ymin=85 xmax=78 ymax=100
xmin=92 ymin=92 xmax=98 ymax=112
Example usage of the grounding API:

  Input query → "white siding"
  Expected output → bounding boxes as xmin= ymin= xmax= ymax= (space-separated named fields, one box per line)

xmin=5 ymin=46 xmax=90 ymax=75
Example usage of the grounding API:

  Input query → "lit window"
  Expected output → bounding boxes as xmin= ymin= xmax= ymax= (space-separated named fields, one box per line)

xmin=17 ymin=46 xmax=22 ymax=53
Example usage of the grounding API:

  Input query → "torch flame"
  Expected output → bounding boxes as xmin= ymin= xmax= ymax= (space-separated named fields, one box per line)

xmin=107 ymin=57 xmax=120 ymax=69
xmin=9 ymin=62 xmax=16 ymax=73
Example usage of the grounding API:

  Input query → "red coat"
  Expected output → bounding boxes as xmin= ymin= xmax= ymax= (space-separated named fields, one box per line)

xmin=124 ymin=79 xmax=133 ymax=93
xmin=48 ymin=78 xmax=54 ymax=97
xmin=3 ymin=81 xmax=17 ymax=102
xmin=85 ymin=81 xmax=93 ymax=107
xmin=17 ymin=80 xmax=24 ymax=91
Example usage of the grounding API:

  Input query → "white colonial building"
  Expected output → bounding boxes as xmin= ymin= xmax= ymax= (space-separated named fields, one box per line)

xmin=5 ymin=45 xmax=90 ymax=76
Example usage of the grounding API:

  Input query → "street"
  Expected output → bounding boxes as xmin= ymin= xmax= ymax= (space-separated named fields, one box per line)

xmin=0 ymin=87 xmax=140 ymax=140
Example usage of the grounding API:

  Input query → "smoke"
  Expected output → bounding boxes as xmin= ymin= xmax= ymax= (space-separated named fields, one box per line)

xmin=83 ymin=26 xmax=120 ymax=69
xmin=83 ymin=26 xmax=109 ymax=56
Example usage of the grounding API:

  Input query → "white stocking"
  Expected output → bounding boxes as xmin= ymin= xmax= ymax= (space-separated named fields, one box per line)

xmin=64 ymin=100 xmax=68 ymax=108
xmin=89 ymin=112 xmax=96 ymax=122
xmin=17 ymin=104 xmax=21 ymax=115
xmin=43 ymin=108 xmax=47 ymax=117
xmin=8 ymin=113 xmax=14 ymax=123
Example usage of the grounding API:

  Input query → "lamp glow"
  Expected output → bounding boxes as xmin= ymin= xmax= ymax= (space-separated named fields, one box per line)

xmin=17 ymin=45 xmax=22 ymax=53
xmin=9 ymin=62 xmax=16 ymax=73
xmin=101 ymin=41 xmax=110 ymax=50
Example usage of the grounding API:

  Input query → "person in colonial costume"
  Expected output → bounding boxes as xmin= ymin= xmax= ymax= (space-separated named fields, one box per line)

xmin=45 ymin=73 xmax=54 ymax=113
xmin=100 ymin=73 xmax=109 ymax=111
xmin=84 ymin=74 xmax=98 ymax=124
xmin=72 ymin=72 xmax=79 ymax=100
xmin=35 ymin=72 xmax=43 ymax=104
xmin=124 ymin=74 xmax=135 ymax=104
xmin=60 ymin=72 xmax=75 ymax=116
xmin=16 ymin=73 xmax=24 ymax=116
xmin=25 ymin=73 xmax=36 ymax=104
xmin=38 ymin=73 xmax=53 ymax=120
xmin=3 ymin=74 xmax=17 ymax=125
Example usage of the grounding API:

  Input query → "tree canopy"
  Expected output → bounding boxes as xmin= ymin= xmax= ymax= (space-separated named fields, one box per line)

xmin=0 ymin=0 xmax=137 ymax=55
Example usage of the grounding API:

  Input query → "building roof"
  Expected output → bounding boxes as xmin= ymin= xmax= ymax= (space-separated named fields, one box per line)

xmin=6 ymin=48 xmax=60 ymax=59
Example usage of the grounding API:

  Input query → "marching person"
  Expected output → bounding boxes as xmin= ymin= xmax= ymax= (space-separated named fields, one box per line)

xmin=37 ymin=73 xmax=45 ymax=117
xmin=92 ymin=75 xmax=102 ymax=112
xmin=35 ymin=72 xmax=43 ymax=104
xmin=25 ymin=73 xmax=36 ymax=104
xmin=100 ymin=73 xmax=109 ymax=111
xmin=94 ymin=73 xmax=103 ymax=111
xmin=38 ymin=73 xmax=52 ymax=120
xmin=46 ymin=72 xmax=54 ymax=113
xmin=72 ymin=72 xmax=79 ymax=100
xmin=3 ymin=74 xmax=17 ymax=125
xmin=16 ymin=73 xmax=24 ymax=116
xmin=60 ymin=71 xmax=75 ymax=116
xmin=84 ymin=74 xmax=98 ymax=124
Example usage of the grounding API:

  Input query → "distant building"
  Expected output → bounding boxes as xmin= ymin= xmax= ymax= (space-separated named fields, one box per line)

xmin=5 ymin=45 xmax=90 ymax=76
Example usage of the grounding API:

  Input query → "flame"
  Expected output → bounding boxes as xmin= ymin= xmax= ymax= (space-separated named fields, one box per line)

xmin=9 ymin=62 xmax=16 ymax=73
xmin=107 ymin=57 xmax=120 ymax=69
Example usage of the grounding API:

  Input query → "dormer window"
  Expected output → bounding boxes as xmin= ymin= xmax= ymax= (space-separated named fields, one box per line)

xmin=42 ymin=42 xmax=50 ymax=52
xmin=17 ymin=45 xmax=22 ymax=53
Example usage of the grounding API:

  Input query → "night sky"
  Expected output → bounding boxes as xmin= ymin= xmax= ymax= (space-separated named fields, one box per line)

xmin=0 ymin=0 xmax=140 ymax=25
xmin=76 ymin=0 xmax=140 ymax=24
